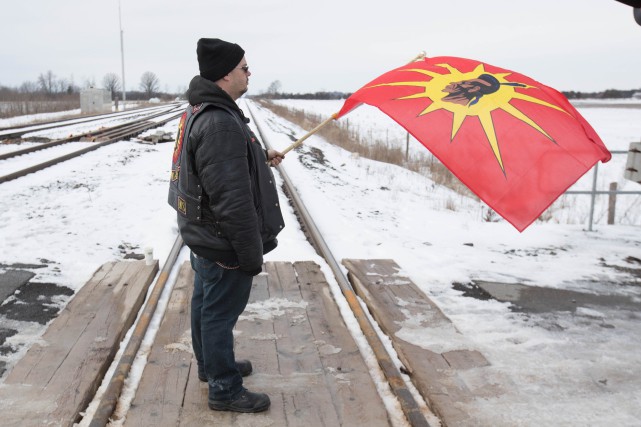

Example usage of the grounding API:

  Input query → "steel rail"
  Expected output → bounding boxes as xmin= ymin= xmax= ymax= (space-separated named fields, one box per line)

xmin=88 ymin=234 xmax=184 ymax=427
xmin=0 ymin=103 xmax=180 ymax=139
xmin=0 ymin=104 xmax=184 ymax=161
xmin=0 ymin=111 xmax=183 ymax=184
xmin=0 ymin=135 xmax=83 ymax=162
xmin=245 ymin=101 xmax=434 ymax=427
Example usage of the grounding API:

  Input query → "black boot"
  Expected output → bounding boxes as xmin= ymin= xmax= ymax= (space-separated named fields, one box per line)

xmin=209 ymin=388 xmax=270 ymax=413
xmin=198 ymin=359 xmax=253 ymax=382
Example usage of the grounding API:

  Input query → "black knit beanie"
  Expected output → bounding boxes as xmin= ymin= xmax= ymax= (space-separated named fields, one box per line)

xmin=197 ymin=38 xmax=245 ymax=82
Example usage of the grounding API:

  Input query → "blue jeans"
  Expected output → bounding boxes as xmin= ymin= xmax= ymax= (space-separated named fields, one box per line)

xmin=190 ymin=252 xmax=253 ymax=401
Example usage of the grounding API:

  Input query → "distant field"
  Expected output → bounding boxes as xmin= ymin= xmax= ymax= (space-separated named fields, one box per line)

xmin=0 ymin=100 xmax=79 ymax=118
xmin=570 ymin=102 xmax=641 ymax=109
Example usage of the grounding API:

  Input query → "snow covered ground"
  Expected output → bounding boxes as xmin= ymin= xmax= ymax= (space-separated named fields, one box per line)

xmin=251 ymin=99 xmax=641 ymax=426
xmin=273 ymin=98 xmax=641 ymax=226
xmin=0 ymin=99 xmax=640 ymax=426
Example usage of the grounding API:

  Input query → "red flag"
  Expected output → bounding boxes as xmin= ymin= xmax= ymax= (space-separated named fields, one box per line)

xmin=336 ymin=56 xmax=611 ymax=231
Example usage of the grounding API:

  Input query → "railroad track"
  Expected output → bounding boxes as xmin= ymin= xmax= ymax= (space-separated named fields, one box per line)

xmin=0 ymin=104 xmax=181 ymax=162
xmin=0 ymin=103 xmax=180 ymax=140
xmin=0 ymin=104 xmax=185 ymax=184
xmin=247 ymin=101 xmax=432 ymax=426
xmin=83 ymin=101 xmax=435 ymax=427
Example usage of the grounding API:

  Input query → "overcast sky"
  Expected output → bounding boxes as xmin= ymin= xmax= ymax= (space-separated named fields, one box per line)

xmin=1 ymin=0 xmax=640 ymax=95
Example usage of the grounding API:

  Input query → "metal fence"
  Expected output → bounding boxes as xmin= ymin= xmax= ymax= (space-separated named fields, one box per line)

xmin=566 ymin=150 xmax=641 ymax=231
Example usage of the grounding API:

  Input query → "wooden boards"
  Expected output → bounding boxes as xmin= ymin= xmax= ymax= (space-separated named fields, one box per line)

xmin=343 ymin=259 xmax=499 ymax=427
xmin=124 ymin=261 xmax=391 ymax=427
xmin=0 ymin=260 xmax=159 ymax=427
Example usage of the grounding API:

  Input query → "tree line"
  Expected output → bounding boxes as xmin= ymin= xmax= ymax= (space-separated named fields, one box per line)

xmin=254 ymin=80 xmax=351 ymax=100
xmin=0 ymin=70 xmax=176 ymax=118
xmin=563 ymin=88 xmax=641 ymax=99
xmin=0 ymin=70 xmax=173 ymax=101
xmin=256 ymin=90 xmax=351 ymax=100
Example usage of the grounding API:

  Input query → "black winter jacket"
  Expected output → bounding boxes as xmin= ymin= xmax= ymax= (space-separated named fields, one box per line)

xmin=170 ymin=76 xmax=284 ymax=275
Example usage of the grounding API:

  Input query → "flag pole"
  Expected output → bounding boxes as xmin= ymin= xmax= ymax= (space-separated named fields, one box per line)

xmin=279 ymin=51 xmax=426 ymax=155
xmin=281 ymin=113 xmax=337 ymax=155
xmin=407 ymin=51 xmax=426 ymax=63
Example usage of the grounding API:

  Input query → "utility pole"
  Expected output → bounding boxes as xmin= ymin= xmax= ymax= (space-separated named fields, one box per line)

xmin=119 ymin=0 xmax=126 ymax=110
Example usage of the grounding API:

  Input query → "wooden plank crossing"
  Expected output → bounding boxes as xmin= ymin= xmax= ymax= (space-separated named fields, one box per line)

xmin=0 ymin=260 xmax=159 ymax=427
xmin=124 ymin=261 xmax=391 ymax=427
xmin=343 ymin=259 xmax=502 ymax=427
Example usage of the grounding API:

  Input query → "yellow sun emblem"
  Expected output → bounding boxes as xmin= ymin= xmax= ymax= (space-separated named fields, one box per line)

xmin=371 ymin=63 xmax=568 ymax=173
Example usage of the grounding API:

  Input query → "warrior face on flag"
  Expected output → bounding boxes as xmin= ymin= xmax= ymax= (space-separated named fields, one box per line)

xmin=442 ymin=74 xmax=501 ymax=106
xmin=442 ymin=73 xmax=524 ymax=106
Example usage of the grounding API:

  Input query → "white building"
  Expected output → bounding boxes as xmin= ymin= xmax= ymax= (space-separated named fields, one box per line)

xmin=80 ymin=88 xmax=111 ymax=114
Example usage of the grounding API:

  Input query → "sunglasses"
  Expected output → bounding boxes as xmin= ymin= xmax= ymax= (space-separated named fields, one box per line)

xmin=236 ymin=65 xmax=250 ymax=74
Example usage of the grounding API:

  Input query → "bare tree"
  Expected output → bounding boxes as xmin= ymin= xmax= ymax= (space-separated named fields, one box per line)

xmin=19 ymin=81 xmax=39 ymax=94
xmin=55 ymin=77 xmax=70 ymax=94
xmin=38 ymin=70 xmax=57 ymax=95
xmin=65 ymin=80 xmax=80 ymax=94
xmin=102 ymin=73 xmax=121 ymax=100
xmin=83 ymin=77 xmax=96 ymax=89
xmin=266 ymin=80 xmax=282 ymax=98
xmin=139 ymin=71 xmax=160 ymax=98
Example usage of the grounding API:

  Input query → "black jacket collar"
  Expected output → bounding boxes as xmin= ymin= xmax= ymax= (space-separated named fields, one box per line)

xmin=186 ymin=75 xmax=249 ymax=122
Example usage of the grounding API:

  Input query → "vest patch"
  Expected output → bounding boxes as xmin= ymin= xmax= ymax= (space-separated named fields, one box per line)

xmin=172 ymin=112 xmax=188 ymax=165
xmin=170 ymin=167 xmax=180 ymax=182
xmin=177 ymin=196 xmax=187 ymax=214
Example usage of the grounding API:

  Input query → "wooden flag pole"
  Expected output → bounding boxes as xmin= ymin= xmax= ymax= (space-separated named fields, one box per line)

xmin=281 ymin=113 xmax=338 ymax=155
xmin=279 ymin=51 xmax=426 ymax=156
xmin=408 ymin=51 xmax=426 ymax=63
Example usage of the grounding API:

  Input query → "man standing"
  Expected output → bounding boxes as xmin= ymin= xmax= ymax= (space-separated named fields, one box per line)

xmin=168 ymin=38 xmax=285 ymax=413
